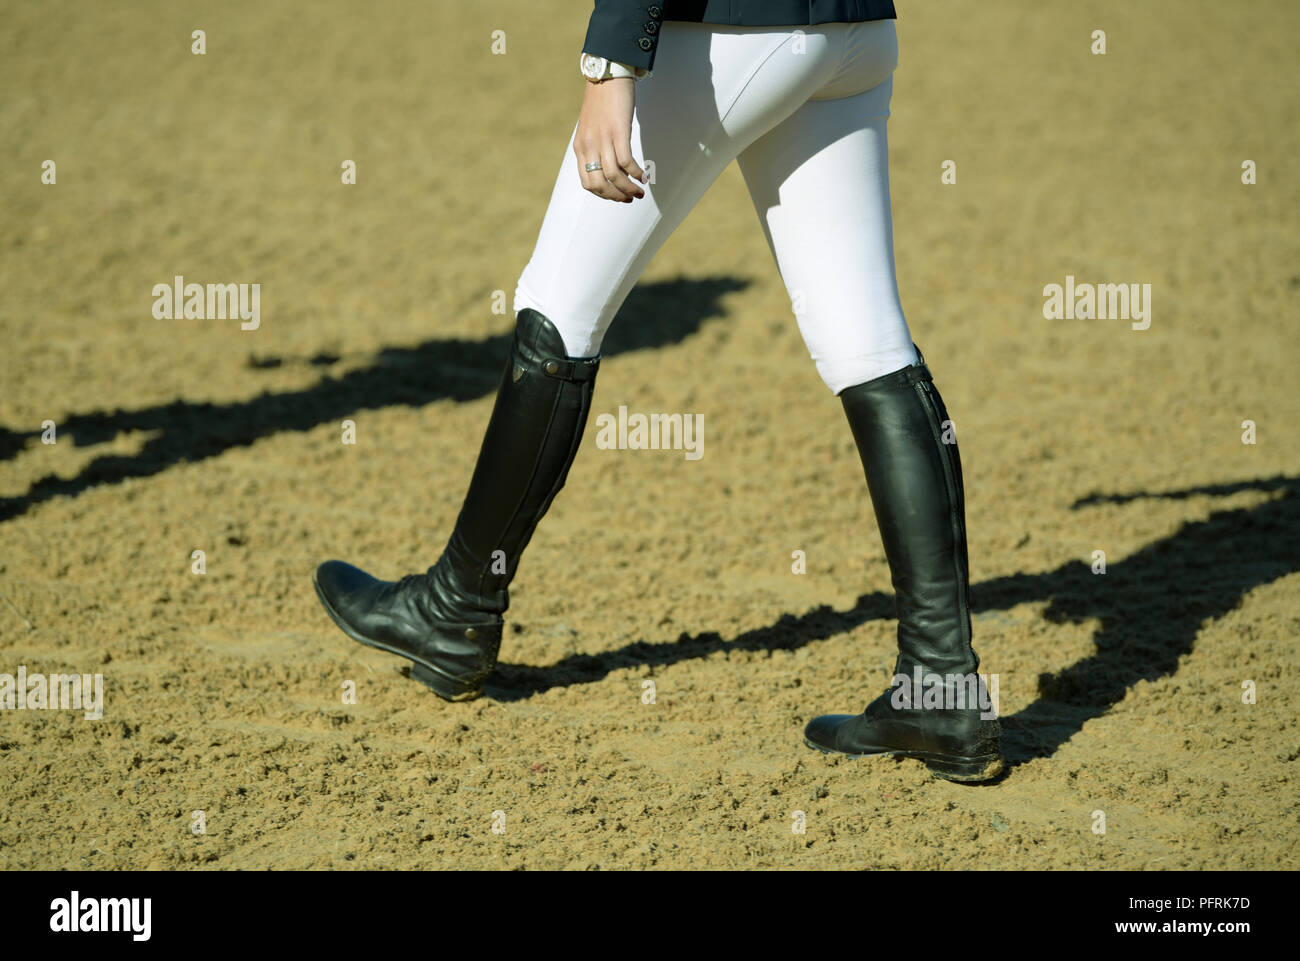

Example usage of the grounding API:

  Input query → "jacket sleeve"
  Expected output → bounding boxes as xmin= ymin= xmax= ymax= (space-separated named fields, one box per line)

xmin=582 ymin=2 xmax=666 ymax=72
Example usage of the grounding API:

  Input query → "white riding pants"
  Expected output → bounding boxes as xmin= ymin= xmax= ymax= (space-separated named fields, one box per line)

xmin=513 ymin=19 xmax=918 ymax=394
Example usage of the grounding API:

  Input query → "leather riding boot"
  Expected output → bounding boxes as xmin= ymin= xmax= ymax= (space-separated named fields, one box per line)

xmin=804 ymin=349 xmax=1004 ymax=782
xmin=313 ymin=308 xmax=599 ymax=701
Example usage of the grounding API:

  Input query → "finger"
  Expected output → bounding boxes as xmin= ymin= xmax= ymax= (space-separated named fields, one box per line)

xmin=586 ymin=152 xmax=631 ymax=202
xmin=574 ymin=143 xmax=607 ymax=194
xmin=575 ymin=150 xmax=601 ymax=191
xmin=610 ymin=154 xmax=646 ymax=199
xmin=616 ymin=141 xmax=647 ymax=186
xmin=600 ymin=142 xmax=637 ymax=202
xmin=577 ymin=153 xmax=626 ymax=202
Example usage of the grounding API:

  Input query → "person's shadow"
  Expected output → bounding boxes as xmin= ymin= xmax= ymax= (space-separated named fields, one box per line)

xmin=483 ymin=474 xmax=1298 ymax=770
xmin=0 ymin=276 xmax=747 ymax=522
xmin=8 ymin=284 xmax=1291 ymax=774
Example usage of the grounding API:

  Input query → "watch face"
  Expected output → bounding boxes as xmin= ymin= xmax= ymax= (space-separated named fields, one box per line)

xmin=581 ymin=54 xmax=608 ymax=79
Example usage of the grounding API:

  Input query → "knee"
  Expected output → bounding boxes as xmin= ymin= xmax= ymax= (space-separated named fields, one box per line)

xmin=512 ymin=285 xmax=601 ymax=360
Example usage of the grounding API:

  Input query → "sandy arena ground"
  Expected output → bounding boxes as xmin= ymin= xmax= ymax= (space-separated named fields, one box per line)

xmin=1 ymin=0 xmax=1297 ymax=869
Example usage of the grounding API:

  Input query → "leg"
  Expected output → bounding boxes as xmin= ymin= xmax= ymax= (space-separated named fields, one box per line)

xmin=822 ymin=361 xmax=1003 ymax=782
xmin=314 ymin=22 xmax=852 ymax=699
xmin=737 ymin=78 xmax=918 ymax=392
xmin=738 ymin=53 xmax=1002 ymax=780
xmin=516 ymin=21 xmax=848 ymax=357
xmin=313 ymin=309 xmax=594 ymax=701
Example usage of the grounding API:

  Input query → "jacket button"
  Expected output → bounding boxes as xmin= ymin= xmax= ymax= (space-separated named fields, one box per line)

xmin=648 ymin=5 xmax=661 ymax=16
xmin=465 ymin=627 xmax=478 ymax=640
xmin=644 ymin=21 xmax=658 ymax=34
xmin=543 ymin=359 xmax=559 ymax=375
xmin=638 ymin=37 xmax=653 ymax=51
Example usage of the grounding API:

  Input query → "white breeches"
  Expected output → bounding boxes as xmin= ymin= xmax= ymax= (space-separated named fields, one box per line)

xmin=514 ymin=19 xmax=918 ymax=394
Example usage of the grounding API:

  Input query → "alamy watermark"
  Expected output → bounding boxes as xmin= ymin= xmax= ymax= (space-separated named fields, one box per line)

xmin=890 ymin=668 xmax=999 ymax=720
xmin=0 ymin=666 xmax=103 ymax=720
xmin=152 ymin=275 xmax=260 ymax=330
xmin=1042 ymin=274 xmax=1151 ymax=330
xmin=594 ymin=405 xmax=703 ymax=460
xmin=49 ymin=891 xmax=150 ymax=941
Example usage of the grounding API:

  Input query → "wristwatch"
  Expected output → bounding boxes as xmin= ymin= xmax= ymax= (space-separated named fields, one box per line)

xmin=580 ymin=52 xmax=652 ymax=82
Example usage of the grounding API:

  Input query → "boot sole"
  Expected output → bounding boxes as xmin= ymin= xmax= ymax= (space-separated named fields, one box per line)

xmin=312 ymin=574 xmax=482 ymax=702
xmin=803 ymin=737 xmax=1004 ymax=783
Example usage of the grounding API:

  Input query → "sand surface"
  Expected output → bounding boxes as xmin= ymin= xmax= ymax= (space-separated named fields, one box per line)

xmin=1 ymin=0 xmax=1297 ymax=868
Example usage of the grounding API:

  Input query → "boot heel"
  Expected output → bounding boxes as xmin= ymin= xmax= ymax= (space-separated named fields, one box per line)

xmin=410 ymin=662 xmax=482 ymax=702
xmin=924 ymin=753 xmax=1005 ymax=783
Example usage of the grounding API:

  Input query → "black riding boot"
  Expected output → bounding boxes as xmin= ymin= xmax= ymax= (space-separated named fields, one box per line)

xmin=803 ymin=349 xmax=1004 ymax=782
xmin=313 ymin=308 xmax=599 ymax=701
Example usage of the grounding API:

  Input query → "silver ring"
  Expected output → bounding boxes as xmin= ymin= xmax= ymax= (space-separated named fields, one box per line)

xmin=584 ymin=161 xmax=603 ymax=172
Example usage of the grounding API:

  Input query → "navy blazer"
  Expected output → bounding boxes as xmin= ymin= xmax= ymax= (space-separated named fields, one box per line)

xmin=583 ymin=1 xmax=897 ymax=72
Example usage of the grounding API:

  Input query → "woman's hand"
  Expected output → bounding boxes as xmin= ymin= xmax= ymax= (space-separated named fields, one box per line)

xmin=574 ymin=78 xmax=646 ymax=203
